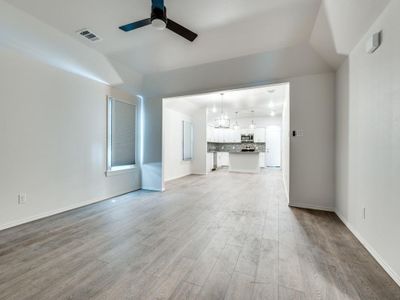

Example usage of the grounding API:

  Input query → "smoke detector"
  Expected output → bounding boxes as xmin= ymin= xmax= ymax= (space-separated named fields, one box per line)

xmin=77 ymin=29 xmax=102 ymax=42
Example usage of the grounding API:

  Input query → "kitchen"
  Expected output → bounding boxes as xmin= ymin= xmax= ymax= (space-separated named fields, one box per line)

xmin=207 ymin=125 xmax=267 ymax=174
xmin=206 ymin=107 xmax=281 ymax=174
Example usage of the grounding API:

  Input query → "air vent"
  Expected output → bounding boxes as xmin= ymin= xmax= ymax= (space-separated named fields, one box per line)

xmin=77 ymin=28 xmax=102 ymax=42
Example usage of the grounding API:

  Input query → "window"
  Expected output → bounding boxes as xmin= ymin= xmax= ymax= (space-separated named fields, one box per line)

xmin=182 ymin=120 xmax=193 ymax=161
xmin=106 ymin=97 xmax=136 ymax=175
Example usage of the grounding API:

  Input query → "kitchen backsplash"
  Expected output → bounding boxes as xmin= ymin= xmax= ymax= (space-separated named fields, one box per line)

xmin=208 ymin=142 xmax=266 ymax=153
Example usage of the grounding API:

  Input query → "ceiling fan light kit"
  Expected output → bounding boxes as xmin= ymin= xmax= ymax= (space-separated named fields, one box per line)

xmin=119 ymin=0 xmax=198 ymax=42
xmin=151 ymin=19 xmax=166 ymax=30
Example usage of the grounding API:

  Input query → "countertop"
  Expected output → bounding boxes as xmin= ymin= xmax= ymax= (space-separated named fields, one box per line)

xmin=207 ymin=151 xmax=264 ymax=154
xmin=229 ymin=151 xmax=261 ymax=154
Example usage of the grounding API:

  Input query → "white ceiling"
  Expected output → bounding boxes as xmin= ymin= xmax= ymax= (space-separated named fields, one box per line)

xmin=310 ymin=0 xmax=390 ymax=68
xmin=165 ymin=83 xmax=289 ymax=120
xmin=322 ymin=0 xmax=390 ymax=55
xmin=1 ymin=0 xmax=391 ymax=88
xmin=5 ymin=0 xmax=321 ymax=74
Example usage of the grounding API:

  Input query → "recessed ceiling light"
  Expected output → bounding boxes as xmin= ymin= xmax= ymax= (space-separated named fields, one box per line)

xmin=270 ymin=111 xmax=276 ymax=117
xmin=268 ymin=101 xmax=274 ymax=109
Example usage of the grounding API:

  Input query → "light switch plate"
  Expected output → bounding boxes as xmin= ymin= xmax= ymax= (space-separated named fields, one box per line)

xmin=18 ymin=193 xmax=27 ymax=205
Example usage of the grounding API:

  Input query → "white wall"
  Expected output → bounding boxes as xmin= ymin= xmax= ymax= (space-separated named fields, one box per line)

xmin=142 ymin=97 xmax=163 ymax=191
xmin=289 ymin=73 xmax=335 ymax=211
xmin=142 ymin=43 xmax=331 ymax=99
xmin=336 ymin=59 xmax=350 ymax=221
xmin=192 ymin=108 xmax=208 ymax=175
xmin=163 ymin=108 xmax=193 ymax=181
xmin=0 ymin=47 xmax=141 ymax=230
xmin=282 ymin=89 xmax=291 ymax=200
xmin=336 ymin=0 xmax=400 ymax=285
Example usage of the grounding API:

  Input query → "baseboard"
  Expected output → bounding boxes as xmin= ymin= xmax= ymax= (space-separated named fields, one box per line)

xmin=165 ymin=173 xmax=191 ymax=182
xmin=289 ymin=202 xmax=334 ymax=212
xmin=335 ymin=211 xmax=400 ymax=287
xmin=142 ymin=186 xmax=164 ymax=192
xmin=229 ymin=169 xmax=259 ymax=174
xmin=0 ymin=189 xmax=138 ymax=232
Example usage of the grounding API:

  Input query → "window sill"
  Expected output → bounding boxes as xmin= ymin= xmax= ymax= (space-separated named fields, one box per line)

xmin=105 ymin=165 xmax=137 ymax=177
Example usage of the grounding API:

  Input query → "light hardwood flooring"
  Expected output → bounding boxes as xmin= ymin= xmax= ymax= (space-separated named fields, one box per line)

xmin=0 ymin=169 xmax=399 ymax=299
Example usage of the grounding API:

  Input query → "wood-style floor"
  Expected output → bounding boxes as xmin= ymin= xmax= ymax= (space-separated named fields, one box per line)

xmin=0 ymin=169 xmax=399 ymax=300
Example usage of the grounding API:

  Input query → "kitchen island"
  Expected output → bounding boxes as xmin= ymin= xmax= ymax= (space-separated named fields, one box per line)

xmin=229 ymin=152 xmax=260 ymax=174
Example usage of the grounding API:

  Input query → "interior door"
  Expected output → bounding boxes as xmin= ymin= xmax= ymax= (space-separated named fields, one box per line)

xmin=266 ymin=126 xmax=281 ymax=167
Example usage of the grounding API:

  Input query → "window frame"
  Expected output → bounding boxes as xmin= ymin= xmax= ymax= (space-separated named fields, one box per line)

xmin=106 ymin=96 xmax=137 ymax=177
xmin=182 ymin=120 xmax=194 ymax=161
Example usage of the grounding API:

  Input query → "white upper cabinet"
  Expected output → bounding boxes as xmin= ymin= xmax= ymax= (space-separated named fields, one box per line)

xmin=207 ymin=126 xmax=241 ymax=143
xmin=241 ymin=129 xmax=250 ymax=135
xmin=208 ymin=126 xmax=266 ymax=143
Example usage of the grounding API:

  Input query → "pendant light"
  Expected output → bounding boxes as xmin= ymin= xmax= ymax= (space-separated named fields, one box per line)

xmin=268 ymin=101 xmax=274 ymax=109
xmin=212 ymin=102 xmax=217 ymax=113
xmin=214 ymin=93 xmax=230 ymax=128
xmin=233 ymin=112 xmax=240 ymax=130
xmin=249 ymin=110 xmax=256 ymax=130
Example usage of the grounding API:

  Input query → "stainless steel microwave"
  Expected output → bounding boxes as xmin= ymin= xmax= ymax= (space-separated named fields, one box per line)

xmin=241 ymin=134 xmax=254 ymax=143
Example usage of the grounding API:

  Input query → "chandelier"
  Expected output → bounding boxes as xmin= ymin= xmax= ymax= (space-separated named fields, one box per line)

xmin=214 ymin=93 xmax=230 ymax=128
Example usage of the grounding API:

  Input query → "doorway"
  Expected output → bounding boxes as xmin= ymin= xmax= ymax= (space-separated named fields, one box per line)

xmin=161 ymin=82 xmax=290 ymax=202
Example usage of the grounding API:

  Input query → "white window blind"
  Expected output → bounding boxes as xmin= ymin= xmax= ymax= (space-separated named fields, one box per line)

xmin=182 ymin=120 xmax=193 ymax=161
xmin=107 ymin=97 xmax=136 ymax=172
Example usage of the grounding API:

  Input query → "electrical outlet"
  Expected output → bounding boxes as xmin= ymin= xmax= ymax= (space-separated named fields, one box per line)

xmin=18 ymin=193 xmax=27 ymax=205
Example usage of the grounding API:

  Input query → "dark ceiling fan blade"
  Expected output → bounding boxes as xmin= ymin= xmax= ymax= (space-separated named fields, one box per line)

xmin=166 ymin=19 xmax=198 ymax=42
xmin=119 ymin=18 xmax=151 ymax=32
xmin=151 ymin=0 xmax=164 ymax=10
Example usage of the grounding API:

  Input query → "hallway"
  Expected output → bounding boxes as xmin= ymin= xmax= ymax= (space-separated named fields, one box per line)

xmin=0 ymin=170 xmax=399 ymax=299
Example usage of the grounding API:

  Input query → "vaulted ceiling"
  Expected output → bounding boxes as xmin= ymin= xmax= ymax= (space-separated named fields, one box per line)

xmin=5 ymin=0 xmax=321 ymax=74
xmin=0 ymin=0 xmax=392 ymax=92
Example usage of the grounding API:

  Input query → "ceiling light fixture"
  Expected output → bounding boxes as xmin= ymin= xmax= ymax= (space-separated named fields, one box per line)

xmin=268 ymin=101 xmax=274 ymax=109
xmin=151 ymin=18 xmax=167 ymax=30
xmin=233 ymin=112 xmax=240 ymax=130
xmin=249 ymin=110 xmax=256 ymax=130
xmin=270 ymin=111 xmax=276 ymax=117
xmin=214 ymin=93 xmax=230 ymax=129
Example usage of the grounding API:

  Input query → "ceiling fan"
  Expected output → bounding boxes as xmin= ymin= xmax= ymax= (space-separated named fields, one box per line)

xmin=119 ymin=0 xmax=198 ymax=42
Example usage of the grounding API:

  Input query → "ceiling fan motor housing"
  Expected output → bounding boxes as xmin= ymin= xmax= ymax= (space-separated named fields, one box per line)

xmin=151 ymin=6 xmax=167 ymax=28
xmin=118 ymin=0 xmax=197 ymax=42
